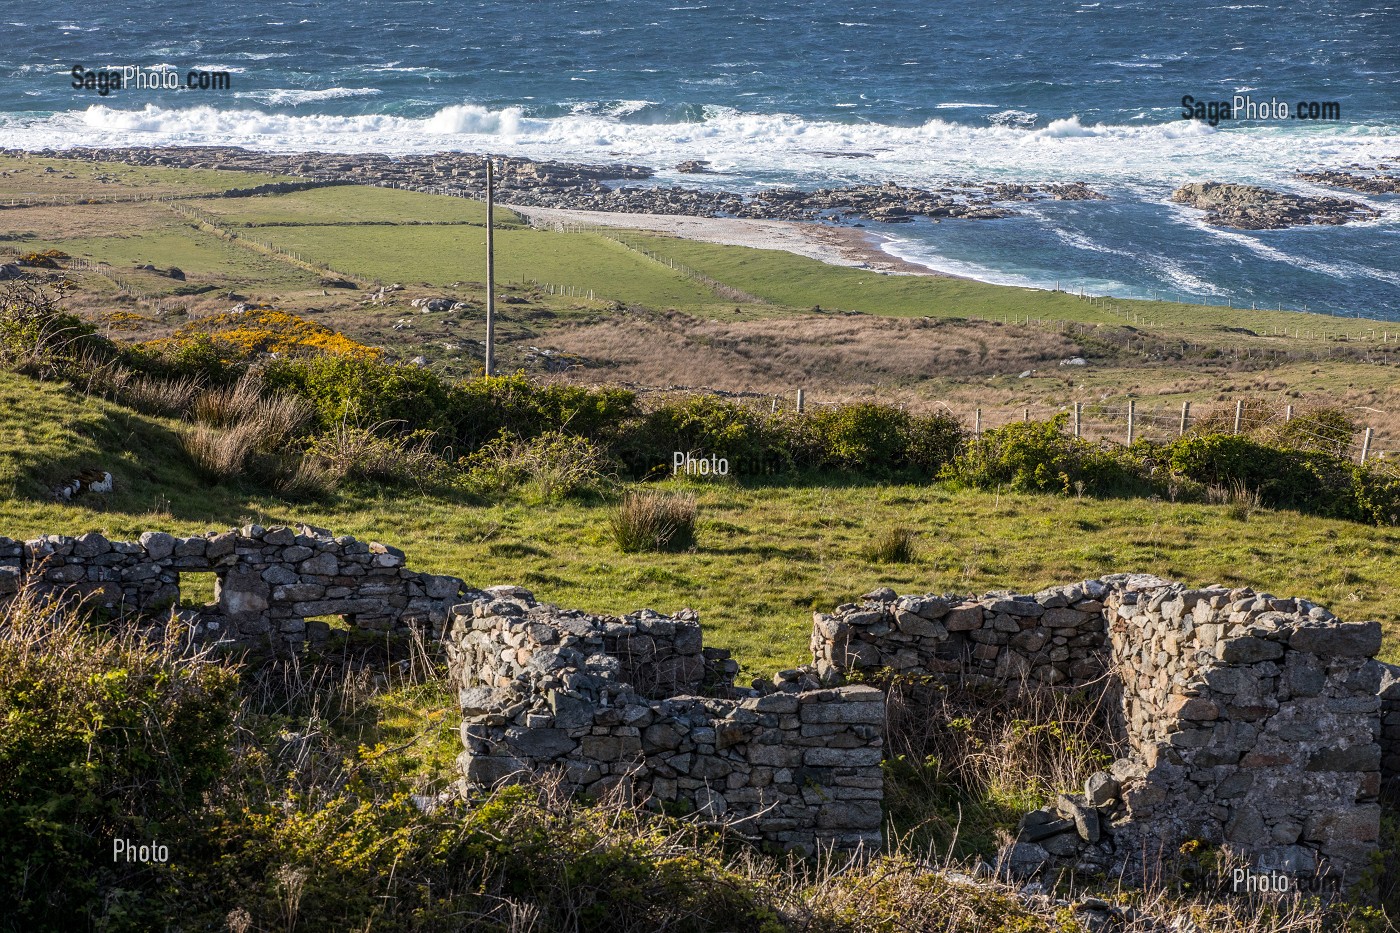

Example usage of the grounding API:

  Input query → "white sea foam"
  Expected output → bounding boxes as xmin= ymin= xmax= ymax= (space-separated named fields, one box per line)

xmin=238 ymin=87 xmax=383 ymax=105
xmin=3 ymin=102 xmax=1397 ymax=195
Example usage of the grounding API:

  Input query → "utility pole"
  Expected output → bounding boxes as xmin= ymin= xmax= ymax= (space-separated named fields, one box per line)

xmin=484 ymin=158 xmax=496 ymax=377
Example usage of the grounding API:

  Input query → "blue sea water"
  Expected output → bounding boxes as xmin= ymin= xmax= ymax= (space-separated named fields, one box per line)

xmin=2 ymin=0 xmax=1398 ymax=316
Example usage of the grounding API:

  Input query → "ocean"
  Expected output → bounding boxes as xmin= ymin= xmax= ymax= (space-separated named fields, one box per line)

xmin=2 ymin=0 xmax=1398 ymax=317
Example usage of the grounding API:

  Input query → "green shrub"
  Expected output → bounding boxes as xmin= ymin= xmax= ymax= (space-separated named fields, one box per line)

xmin=123 ymin=331 xmax=244 ymax=385
xmin=1268 ymin=406 xmax=1357 ymax=458
xmin=1353 ymin=466 xmax=1400 ymax=526
xmin=609 ymin=490 xmax=697 ymax=552
xmin=808 ymin=403 xmax=912 ymax=472
xmin=947 ymin=415 xmax=1146 ymax=495
xmin=904 ymin=410 xmax=966 ymax=474
xmin=0 ymin=595 xmax=239 ymax=931
xmin=621 ymin=394 xmax=789 ymax=477
xmin=0 ymin=281 xmax=116 ymax=379
xmin=264 ymin=355 xmax=459 ymax=439
xmin=461 ymin=430 xmax=614 ymax=500
xmin=1166 ymin=434 xmax=1360 ymax=517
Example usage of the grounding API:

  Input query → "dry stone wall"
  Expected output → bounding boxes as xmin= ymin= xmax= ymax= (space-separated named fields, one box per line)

xmin=0 ymin=524 xmax=476 ymax=650
xmin=810 ymin=579 xmax=1113 ymax=686
xmin=444 ymin=589 xmax=885 ymax=853
xmin=813 ymin=574 xmax=1387 ymax=887
xmin=6 ymin=521 xmax=1395 ymax=879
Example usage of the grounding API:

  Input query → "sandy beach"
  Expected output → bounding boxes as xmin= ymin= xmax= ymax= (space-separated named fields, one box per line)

xmin=507 ymin=205 xmax=946 ymax=277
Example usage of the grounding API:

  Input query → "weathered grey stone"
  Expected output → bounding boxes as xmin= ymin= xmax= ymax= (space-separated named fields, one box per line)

xmin=1084 ymin=772 xmax=1120 ymax=807
xmin=1218 ymin=636 xmax=1284 ymax=663
xmin=1290 ymin=621 xmax=1381 ymax=658
xmin=506 ymin=728 xmax=576 ymax=758
xmin=139 ymin=531 xmax=176 ymax=560
xmin=1000 ymin=842 xmax=1051 ymax=878
xmin=217 ymin=567 xmax=269 ymax=616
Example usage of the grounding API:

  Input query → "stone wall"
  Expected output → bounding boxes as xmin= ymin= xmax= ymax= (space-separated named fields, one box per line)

xmin=444 ymin=589 xmax=885 ymax=853
xmin=810 ymin=579 xmax=1116 ymax=687
xmin=1105 ymin=581 xmax=1382 ymax=884
xmin=0 ymin=524 xmax=476 ymax=650
xmin=812 ymin=574 xmax=1387 ymax=886
xmin=6 ymin=521 xmax=1394 ymax=878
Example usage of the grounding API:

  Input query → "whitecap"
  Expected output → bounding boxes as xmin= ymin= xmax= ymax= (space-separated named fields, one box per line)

xmin=0 ymin=101 xmax=1390 ymax=201
xmin=239 ymin=87 xmax=383 ymax=105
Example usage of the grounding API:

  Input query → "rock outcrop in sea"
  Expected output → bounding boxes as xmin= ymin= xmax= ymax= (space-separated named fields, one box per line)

xmin=1170 ymin=180 xmax=1380 ymax=229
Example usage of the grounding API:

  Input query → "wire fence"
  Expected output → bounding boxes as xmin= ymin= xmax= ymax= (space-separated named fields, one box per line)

xmin=714 ymin=389 xmax=1400 ymax=473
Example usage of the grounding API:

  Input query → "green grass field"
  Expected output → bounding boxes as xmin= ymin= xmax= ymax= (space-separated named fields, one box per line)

xmin=3 ymin=369 xmax=1397 ymax=674
xmin=5 ymin=155 xmax=1387 ymax=339
xmin=0 ymin=154 xmax=298 ymax=201
xmin=189 ymin=184 xmax=521 ymax=227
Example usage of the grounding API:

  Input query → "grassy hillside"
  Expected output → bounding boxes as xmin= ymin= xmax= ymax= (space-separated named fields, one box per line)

xmin=3 ymin=368 xmax=1397 ymax=673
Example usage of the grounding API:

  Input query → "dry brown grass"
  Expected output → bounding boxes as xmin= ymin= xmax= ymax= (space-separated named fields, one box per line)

xmin=609 ymin=489 xmax=697 ymax=552
xmin=180 ymin=374 xmax=311 ymax=479
xmin=543 ymin=311 xmax=1086 ymax=395
xmin=304 ymin=420 xmax=448 ymax=487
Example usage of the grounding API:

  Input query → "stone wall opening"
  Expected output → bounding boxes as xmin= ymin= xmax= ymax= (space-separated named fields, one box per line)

xmin=178 ymin=570 xmax=219 ymax=610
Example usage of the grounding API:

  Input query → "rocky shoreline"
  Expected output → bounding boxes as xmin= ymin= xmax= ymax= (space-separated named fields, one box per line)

xmin=5 ymin=145 xmax=1102 ymax=225
xmin=1170 ymin=180 xmax=1381 ymax=230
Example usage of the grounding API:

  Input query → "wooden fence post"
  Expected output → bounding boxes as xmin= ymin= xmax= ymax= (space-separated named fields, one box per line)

xmin=796 ymin=389 xmax=805 ymax=413
xmin=1127 ymin=400 xmax=1136 ymax=445
xmin=1179 ymin=401 xmax=1190 ymax=436
xmin=1285 ymin=404 xmax=1294 ymax=423
xmin=1073 ymin=403 xmax=1082 ymax=438
xmin=975 ymin=408 xmax=982 ymax=437
xmin=1360 ymin=428 xmax=1373 ymax=465
xmin=1233 ymin=400 xmax=1244 ymax=435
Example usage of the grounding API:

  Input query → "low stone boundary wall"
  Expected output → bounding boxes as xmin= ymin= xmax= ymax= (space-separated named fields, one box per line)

xmin=7 ymin=521 xmax=1393 ymax=877
xmin=445 ymin=589 xmax=885 ymax=853
xmin=811 ymin=579 xmax=1113 ymax=686
xmin=0 ymin=524 xmax=476 ymax=649
xmin=813 ymin=574 xmax=1386 ymax=886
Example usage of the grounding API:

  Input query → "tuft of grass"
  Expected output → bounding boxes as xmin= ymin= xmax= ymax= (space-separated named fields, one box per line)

xmin=181 ymin=420 xmax=264 ymax=480
xmin=461 ymin=430 xmax=614 ymax=502
xmin=609 ymin=490 xmax=697 ymax=553
xmin=305 ymin=420 xmax=448 ymax=488
xmin=181 ymin=375 xmax=311 ymax=481
xmin=862 ymin=526 xmax=919 ymax=564
xmin=1207 ymin=480 xmax=1264 ymax=521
